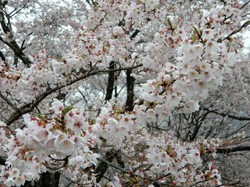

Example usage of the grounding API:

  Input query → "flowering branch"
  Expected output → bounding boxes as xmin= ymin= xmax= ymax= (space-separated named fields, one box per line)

xmin=4 ymin=64 xmax=143 ymax=126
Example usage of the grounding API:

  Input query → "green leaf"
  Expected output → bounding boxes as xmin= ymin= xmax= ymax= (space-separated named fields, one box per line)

xmin=54 ymin=117 xmax=61 ymax=123
xmin=193 ymin=26 xmax=200 ymax=36
xmin=167 ymin=18 xmax=172 ymax=28
xmin=62 ymin=106 xmax=74 ymax=116
xmin=36 ymin=114 xmax=47 ymax=121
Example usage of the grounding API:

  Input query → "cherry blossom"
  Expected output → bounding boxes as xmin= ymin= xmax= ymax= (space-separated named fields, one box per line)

xmin=0 ymin=0 xmax=249 ymax=186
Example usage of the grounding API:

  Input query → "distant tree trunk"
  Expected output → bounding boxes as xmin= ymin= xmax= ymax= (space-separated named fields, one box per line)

xmin=23 ymin=172 xmax=60 ymax=187
xmin=125 ymin=69 xmax=135 ymax=111
xmin=95 ymin=150 xmax=117 ymax=183
xmin=0 ymin=157 xmax=5 ymax=165
xmin=94 ymin=66 xmax=134 ymax=183
xmin=105 ymin=61 xmax=115 ymax=101
xmin=94 ymin=61 xmax=117 ymax=182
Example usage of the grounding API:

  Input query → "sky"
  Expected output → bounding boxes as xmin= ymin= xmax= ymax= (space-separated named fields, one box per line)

xmin=243 ymin=30 xmax=250 ymax=53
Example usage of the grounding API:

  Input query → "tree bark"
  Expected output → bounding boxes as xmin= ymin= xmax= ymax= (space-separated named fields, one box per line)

xmin=216 ymin=146 xmax=250 ymax=154
xmin=125 ymin=69 xmax=135 ymax=111
xmin=95 ymin=150 xmax=116 ymax=183
xmin=105 ymin=61 xmax=115 ymax=101
xmin=0 ymin=157 xmax=5 ymax=165
xmin=23 ymin=172 xmax=60 ymax=187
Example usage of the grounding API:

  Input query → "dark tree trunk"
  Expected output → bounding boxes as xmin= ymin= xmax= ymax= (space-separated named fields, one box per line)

xmin=23 ymin=172 xmax=60 ymax=187
xmin=94 ymin=64 xmax=135 ymax=183
xmin=94 ymin=62 xmax=116 ymax=182
xmin=105 ymin=61 xmax=115 ymax=101
xmin=95 ymin=151 xmax=116 ymax=183
xmin=125 ymin=69 xmax=135 ymax=111
xmin=0 ymin=157 xmax=5 ymax=165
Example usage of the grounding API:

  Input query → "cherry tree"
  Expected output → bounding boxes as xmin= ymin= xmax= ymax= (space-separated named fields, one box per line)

xmin=0 ymin=0 xmax=250 ymax=186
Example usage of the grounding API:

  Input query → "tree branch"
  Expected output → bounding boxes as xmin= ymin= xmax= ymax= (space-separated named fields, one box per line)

xmin=130 ymin=29 xmax=140 ymax=40
xmin=222 ymin=20 xmax=250 ymax=41
xmin=201 ymin=107 xmax=250 ymax=121
xmin=5 ymin=64 xmax=142 ymax=126
xmin=0 ymin=1 xmax=32 ymax=66
xmin=216 ymin=146 xmax=250 ymax=154
xmin=8 ymin=0 xmax=30 ymax=18
xmin=240 ymin=0 xmax=250 ymax=10
xmin=97 ymin=156 xmax=166 ymax=186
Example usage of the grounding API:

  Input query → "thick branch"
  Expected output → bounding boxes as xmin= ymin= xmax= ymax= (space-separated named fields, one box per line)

xmin=0 ymin=36 xmax=32 ymax=66
xmin=216 ymin=146 xmax=250 ymax=154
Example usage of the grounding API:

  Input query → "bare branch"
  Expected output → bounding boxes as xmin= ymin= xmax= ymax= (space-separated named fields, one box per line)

xmin=201 ymin=107 xmax=250 ymax=121
xmin=240 ymin=1 xmax=250 ymax=10
xmin=8 ymin=0 xmax=30 ymax=18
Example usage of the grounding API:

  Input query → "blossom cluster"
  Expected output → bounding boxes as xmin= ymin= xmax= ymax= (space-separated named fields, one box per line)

xmin=0 ymin=100 xmax=99 ymax=186
xmin=0 ymin=99 xmax=222 ymax=186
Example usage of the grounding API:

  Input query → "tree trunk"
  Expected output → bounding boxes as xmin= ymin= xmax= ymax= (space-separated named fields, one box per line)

xmin=105 ymin=61 xmax=115 ymax=101
xmin=125 ymin=69 xmax=135 ymax=111
xmin=23 ymin=172 xmax=60 ymax=187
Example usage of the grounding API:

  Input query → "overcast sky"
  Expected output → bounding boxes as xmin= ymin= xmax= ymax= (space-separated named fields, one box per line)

xmin=243 ymin=30 xmax=250 ymax=53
